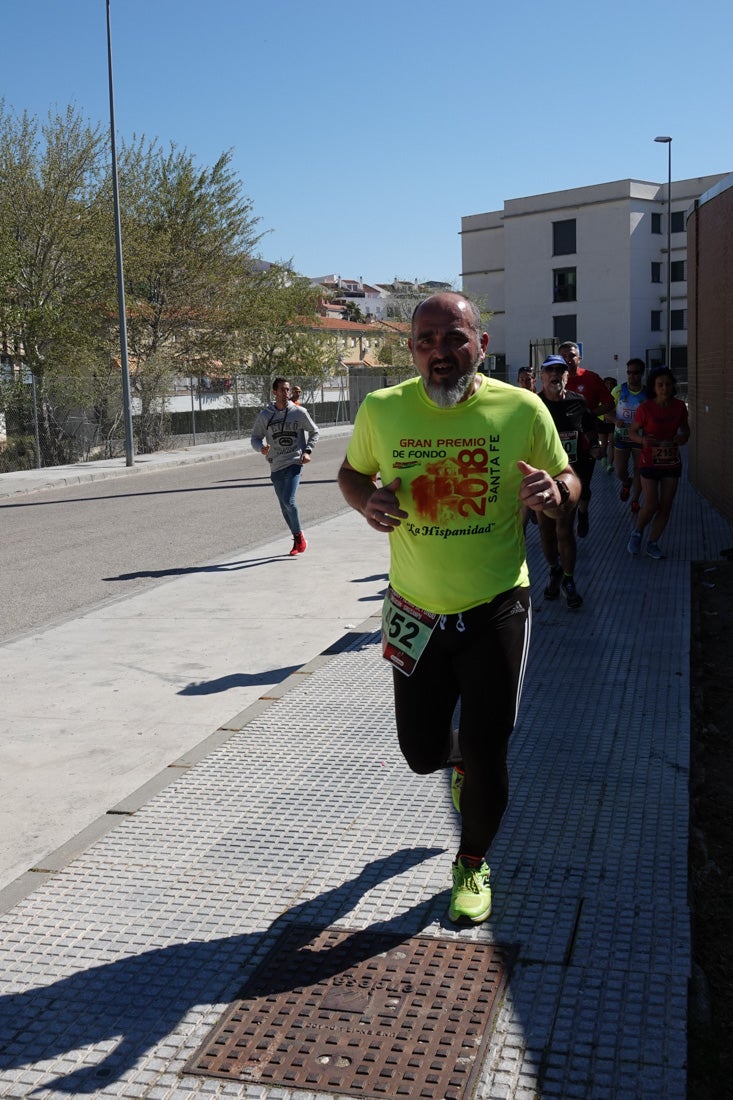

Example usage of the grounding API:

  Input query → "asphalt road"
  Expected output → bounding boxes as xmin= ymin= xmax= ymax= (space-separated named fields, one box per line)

xmin=0 ymin=436 xmax=353 ymax=642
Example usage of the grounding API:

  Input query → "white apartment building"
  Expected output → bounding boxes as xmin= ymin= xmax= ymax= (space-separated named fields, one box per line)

xmin=461 ymin=174 xmax=728 ymax=381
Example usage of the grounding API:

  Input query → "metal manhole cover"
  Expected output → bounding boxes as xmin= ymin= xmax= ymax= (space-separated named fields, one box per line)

xmin=185 ymin=923 xmax=517 ymax=1099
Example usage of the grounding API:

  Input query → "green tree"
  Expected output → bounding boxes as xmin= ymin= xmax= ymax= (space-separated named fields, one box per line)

xmin=233 ymin=265 xmax=326 ymax=399
xmin=0 ymin=103 xmax=111 ymax=463
xmin=115 ymin=140 xmax=263 ymax=451
xmin=377 ymin=330 xmax=413 ymax=371
xmin=283 ymin=327 xmax=334 ymax=395
xmin=342 ymin=300 xmax=365 ymax=323
xmin=0 ymin=104 xmax=269 ymax=461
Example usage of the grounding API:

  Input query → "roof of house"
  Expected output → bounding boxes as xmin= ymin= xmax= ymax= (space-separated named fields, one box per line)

xmin=294 ymin=315 xmax=409 ymax=335
xmin=311 ymin=276 xmax=387 ymax=296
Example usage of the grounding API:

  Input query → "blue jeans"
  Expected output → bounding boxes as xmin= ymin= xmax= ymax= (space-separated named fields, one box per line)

xmin=271 ymin=463 xmax=303 ymax=536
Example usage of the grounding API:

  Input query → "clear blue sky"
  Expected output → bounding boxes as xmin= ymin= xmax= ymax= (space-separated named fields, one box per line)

xmin=3 ymin=0 xmax=730 ymax=287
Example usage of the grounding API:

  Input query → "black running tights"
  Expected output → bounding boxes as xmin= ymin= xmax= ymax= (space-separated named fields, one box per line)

xmin=392 ymin=586 xmax=531 ymax=860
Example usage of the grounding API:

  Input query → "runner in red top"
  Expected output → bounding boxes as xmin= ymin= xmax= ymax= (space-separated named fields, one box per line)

xmin=558 ymin=342 xmax=614 ymax=538
xmin=626 ymin=366 xmax=690 ymax=560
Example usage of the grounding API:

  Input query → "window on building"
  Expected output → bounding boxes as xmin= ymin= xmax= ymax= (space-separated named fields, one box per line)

xmin=671 ymin=260 xmax=686 ymax=282
xmin=671 ymin=309 xmax=686 ymax=330
xmin=671 ymin=210 xmax=685 ymax=233
xmin=651 ymin=311 xmax=662 ymax=331
xmin=651 ymin=262 xmax=662 ymax=283
xmin=651 ymin=212 xmax=662 ymax=234
xmin=553 ymin=315 xmax=577 ymax=343
xmin=553 ymin=267 xmax=577 ymax=302
xmin=553 ymin=219 xmax=576 ymax=256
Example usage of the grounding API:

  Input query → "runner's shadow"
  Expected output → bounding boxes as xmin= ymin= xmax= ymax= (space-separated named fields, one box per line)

xmin=178 ymin=668 xmax=301 ymax=694
xmin=104 ymin=556 xmax=289 ymax=581
xmin=0 ymin=847 xmax=444 ymax=1094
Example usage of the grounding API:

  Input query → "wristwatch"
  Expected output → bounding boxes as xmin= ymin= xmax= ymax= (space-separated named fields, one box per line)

xmin=553 ymin=478 xmax=570 ymax=506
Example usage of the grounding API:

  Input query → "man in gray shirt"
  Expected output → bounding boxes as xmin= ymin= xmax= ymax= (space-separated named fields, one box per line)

xmin=251 ymin=377 xmax=319 ymax=555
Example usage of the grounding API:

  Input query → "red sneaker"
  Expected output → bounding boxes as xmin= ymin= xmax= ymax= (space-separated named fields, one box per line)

xmin=630 ymin=500 xmax=640 ymax=514
xmin=620 ymin=484 xmax=630 ymax=502
xmin=289 ymin=533 xmax=307 ymax=555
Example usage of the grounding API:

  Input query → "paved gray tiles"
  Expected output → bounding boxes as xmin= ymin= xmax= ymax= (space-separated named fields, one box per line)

xmin=1 ymin=465 xmax=732 ymax=1098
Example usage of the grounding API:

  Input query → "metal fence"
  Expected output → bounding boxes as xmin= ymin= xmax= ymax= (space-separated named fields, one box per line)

xmin=0 ymin=372 xmax=354 ymax=472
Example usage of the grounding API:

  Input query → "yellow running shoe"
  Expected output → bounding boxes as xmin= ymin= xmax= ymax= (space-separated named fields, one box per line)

xmin=449 ymin=858 xmax=492 ymax=923
xmin=451 ymin=766 xmax=464 ymax=813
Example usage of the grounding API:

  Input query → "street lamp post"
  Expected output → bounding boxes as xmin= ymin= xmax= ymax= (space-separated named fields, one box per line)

xmin=106 ymin=0 xmax=135 ymax=466
xmin=654 ymin=135 xmax=672 ymax=368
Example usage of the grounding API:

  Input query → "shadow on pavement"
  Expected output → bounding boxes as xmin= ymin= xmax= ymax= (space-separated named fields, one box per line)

xmin=0 ymin=482 xmax=272 ymax=509
xmin=351 ymin=572 xmax=389 ymax=602
xmin=103 ymin=556 xmax=290 ymax=581
xmin=178 ymin=668 xmax=302 ymax=695
xmin=0 ymin=475 xmax=338 ymax=511
xmin=0 ymin=847 xmax=443 ymax=1094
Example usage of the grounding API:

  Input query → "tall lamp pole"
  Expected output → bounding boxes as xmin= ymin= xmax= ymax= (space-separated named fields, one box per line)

xmin=106 ymin=0 xmax=135 ymax=466
xmin=654 ymin=135 xmax=672 ymax=368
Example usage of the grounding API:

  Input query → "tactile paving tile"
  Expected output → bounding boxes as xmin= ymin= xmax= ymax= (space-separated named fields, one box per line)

xmin=185 ymin=923 xmax=517 ymax=1099
xmin=0 ymin=465 xmax=732 ymax=1098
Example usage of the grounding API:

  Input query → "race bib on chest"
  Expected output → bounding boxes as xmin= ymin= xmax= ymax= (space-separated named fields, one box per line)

xmin=559 ymin=430 xmax=579 ymax=462
xmin=651 ymin=443 xmax=680 ymax=467
xmin=381 ymin=589 xmax=439 ymax=677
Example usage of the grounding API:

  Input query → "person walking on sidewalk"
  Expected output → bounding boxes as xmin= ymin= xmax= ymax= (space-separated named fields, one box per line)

xmin=338 ymin=292 xmax=579 ymax=925
xmin=626 ymin=366 xmax=690 ymax=560
xmin=251 ymin=377 xmax=319 ymax=556
xmin=558 ymin=341 xmax=614 ymax=538
xmin=536 ymin=355 xmax=600 ymax=609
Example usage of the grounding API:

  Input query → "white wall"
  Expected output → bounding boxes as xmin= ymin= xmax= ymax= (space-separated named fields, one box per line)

xmin=462 ymin=174 xmax=728 ymax=374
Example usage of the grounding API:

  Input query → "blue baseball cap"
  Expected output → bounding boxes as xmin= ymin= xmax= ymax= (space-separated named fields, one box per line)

xmin=541 ymin=355 xmax=568 ymax=370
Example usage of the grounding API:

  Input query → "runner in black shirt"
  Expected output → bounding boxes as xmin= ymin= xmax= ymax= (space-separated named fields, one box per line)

xmin=537 ymin=356 xmax=600 ymax=608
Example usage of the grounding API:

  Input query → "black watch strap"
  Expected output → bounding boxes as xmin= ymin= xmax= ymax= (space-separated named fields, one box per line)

xmin=553 ymin=478 xmax=570 ymax=505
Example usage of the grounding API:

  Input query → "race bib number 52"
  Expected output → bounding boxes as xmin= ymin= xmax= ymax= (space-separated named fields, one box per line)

xmin=381 ymin=589 xmax=439 ymax=677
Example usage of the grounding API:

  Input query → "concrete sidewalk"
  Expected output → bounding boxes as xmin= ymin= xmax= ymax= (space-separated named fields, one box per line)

xmin=0 ymin=454 xmax=731 ymax=1099
xmin=0 ymin=429 xmax=382 ymax=893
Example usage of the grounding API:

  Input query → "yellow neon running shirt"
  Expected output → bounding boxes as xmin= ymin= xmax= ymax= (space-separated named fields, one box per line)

xmin=347 ymin=374 xmax=569 ymax=614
